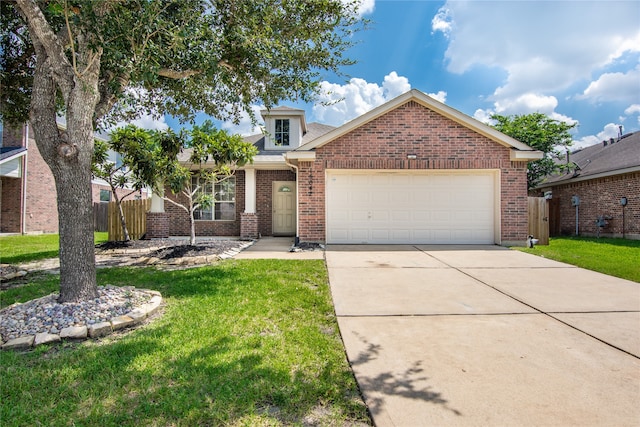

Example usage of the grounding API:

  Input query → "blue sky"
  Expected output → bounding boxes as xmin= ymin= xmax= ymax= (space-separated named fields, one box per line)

xmin=157 ymin=0 xmax=640 ymax=149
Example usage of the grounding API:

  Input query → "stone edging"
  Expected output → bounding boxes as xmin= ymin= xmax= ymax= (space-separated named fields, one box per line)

xmin=0 ymin=289 xmax=163 ymax=351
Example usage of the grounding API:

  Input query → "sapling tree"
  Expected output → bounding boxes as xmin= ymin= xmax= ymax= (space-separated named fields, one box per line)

xmin=92 ymin=138 xmax=146 ymax=241
xmin=110 ymin=121 xmax=257 ymax=245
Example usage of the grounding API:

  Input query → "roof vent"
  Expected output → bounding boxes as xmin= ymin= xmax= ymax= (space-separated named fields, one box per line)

xmin=603 ymin=140 xmax=608 ymax=146
xmin=609 ymin=137 xmax=615 ymax=145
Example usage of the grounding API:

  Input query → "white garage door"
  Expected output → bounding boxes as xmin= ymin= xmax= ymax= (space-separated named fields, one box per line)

xmin=326 ymin=170 xmax=497 ymax=244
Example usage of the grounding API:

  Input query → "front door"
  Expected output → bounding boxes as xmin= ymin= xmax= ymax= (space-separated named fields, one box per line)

xmin=272 ymin=181 xmax=296 ymax=236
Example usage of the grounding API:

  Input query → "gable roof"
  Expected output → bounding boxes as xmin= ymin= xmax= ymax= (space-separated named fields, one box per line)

xmin=539 ymin=131 xmax=640 ymax=187
xmin=287 ymin=89 xmax=543 ymax=162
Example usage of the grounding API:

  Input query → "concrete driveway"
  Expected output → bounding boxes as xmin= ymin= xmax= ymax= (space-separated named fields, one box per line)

xmin=326 ymin=245 xmax=640 ymax=427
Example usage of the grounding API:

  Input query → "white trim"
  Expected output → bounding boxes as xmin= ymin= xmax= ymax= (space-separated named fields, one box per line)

xmin=244 ymin=168 xmax=256 ymax=214
xmin=283 ymin=151 xmax=316 ymax=164
xmin=510 ymin=149 xmax=543 ymax=161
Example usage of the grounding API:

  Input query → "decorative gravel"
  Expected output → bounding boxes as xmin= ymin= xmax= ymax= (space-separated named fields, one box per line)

xmin=0 ymin=285 xmax=152 ymax=342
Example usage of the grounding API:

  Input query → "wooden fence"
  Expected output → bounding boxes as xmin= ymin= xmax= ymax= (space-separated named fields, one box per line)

xmin=93 ymin=202 xmax=108 ymax=232
xmin=528 ymin=197 xmax=549 ymax=245
xmin=108 ymin=198 xmax=151 ymax=241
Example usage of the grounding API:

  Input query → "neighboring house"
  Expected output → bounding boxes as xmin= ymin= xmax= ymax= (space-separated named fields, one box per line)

xmin=150 ymin=90 xmax=543 ymax=245
xmin=0 ymin=122 xmax=148 ymax=234
xmin=534 ymin=131 xmax=639 ymax=239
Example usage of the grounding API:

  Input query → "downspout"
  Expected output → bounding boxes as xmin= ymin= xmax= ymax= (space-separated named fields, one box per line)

xmin=21 ymin=123 xmax=29 ymax=234
xmin=284 ymin=155 xmax=300 ymax=245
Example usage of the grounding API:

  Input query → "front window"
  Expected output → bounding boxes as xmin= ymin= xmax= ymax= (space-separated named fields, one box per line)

xmin=193 ymin=176 xmax=236 ymax=221
xmin=275 ymin=119 xmax=290 ymax=146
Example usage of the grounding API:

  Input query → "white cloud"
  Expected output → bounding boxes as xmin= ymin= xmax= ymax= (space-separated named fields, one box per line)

xmin=354 ymin=0 xmax=375 ymax=16
xmin=126 ymin=114 xmax=168 ymax=131
xmin=312 ymin=71 xmax=411 ymax=126
xmin=431 ymin=7 xmax=452 ymax=36
xmin=579 ymin=66 xmax=640 ymax=104
xmin=431 ymin=1 xmax=640 ymax=122
xmin=473 ymin=108 xmax=494 ymax=125
xmin=625 ymin=104 xmax=640 ymax=116
xmin=573 ymin=123 xmax=623 ymax=150
xmin=427 ymin=90 xmax=447 ymax=104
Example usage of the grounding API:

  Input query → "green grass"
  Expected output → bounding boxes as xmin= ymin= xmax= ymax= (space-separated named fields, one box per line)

xmin=0 ymin=260 xmax=370 ymax=426
xmin=0 ymin=232 xmax=108 ymax=264
xmin=515 ymin=236 xmax=640 ymax=282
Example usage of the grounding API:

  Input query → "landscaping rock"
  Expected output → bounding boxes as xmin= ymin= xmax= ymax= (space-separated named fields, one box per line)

xmin=2 ymin=335 xmax=35 ymax=350
xmin=34 ymin=332 xmax=61 ymax=346
xmin=111 ymin=315 xmax=134 ymax=330
xmin=88 ymin=322 xmax=112 ymax=338
xmin=60 ymin=325 xmax=88 ymax=339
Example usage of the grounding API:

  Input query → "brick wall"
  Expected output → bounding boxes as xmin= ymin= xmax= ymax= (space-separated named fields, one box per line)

xmin=540 ymin=171 xmax=639 ymax=238
xmin=165 ymin=171 xmax=245 ymax=237
xmin=24 ymin=138 xmax=59 ymax=233
xmin=297 ymin=100 xmax=529 ymax=244
xmin=256 ymin=169 xmax=296 ymax=236
xmin=1 ymin=177 xmax=22 ymax=233
xmin=1 ymin=125 xmax=26 ymax=233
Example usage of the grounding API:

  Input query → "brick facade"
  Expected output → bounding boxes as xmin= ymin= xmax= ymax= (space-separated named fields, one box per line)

xmin=24 ymin=138 xmax=58 ymax=233
xmin=297 ymin=101 xmax=529 ymax=244
xmin=538 ymin=171 xmax=639 ymax=239
xmin=0 ymin=126 xmax=59 ymax=233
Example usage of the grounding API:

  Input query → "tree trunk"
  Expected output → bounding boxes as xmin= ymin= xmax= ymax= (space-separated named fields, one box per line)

xmin=189 ymin=210 xmax=196 ymax=245
xmin=54 ymin=159 xmax=99 ymax=302
xmin=20 ymin=4 xmax=102 ymax=302
xmin=112 ymin=184 xmax=131 ymax=241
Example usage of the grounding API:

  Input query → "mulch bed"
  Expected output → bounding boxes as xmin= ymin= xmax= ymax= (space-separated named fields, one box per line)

xmin=95 ymin=238 xmax=251 ymax=260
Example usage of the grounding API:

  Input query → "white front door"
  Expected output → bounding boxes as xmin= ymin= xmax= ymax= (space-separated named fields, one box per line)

xmin=273 ymin=181 xmax=296 ymax=236
xmin=326 ymin=170 xmax=497 ymax=244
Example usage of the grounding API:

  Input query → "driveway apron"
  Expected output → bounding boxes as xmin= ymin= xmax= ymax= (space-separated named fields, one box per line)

xmin=326 ymin=245 xmax=640 ymax=426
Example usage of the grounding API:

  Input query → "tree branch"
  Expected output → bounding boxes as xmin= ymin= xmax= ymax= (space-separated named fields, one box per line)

xmin=157 ymin=68 xmax=202 ymax=79
xmin=15 ymin=0 xmax=74 ymax=96
xmin=163 ymin=195 xmax=190 ymax=213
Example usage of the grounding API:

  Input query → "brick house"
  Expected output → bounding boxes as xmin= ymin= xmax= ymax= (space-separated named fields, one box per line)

xmin=0 ymin=123 xmax=147 ymax=234
xmin=150 ymin=90 xmax=542 ymax=245
xmin=534 ymin=131 xmax=639 ymax=239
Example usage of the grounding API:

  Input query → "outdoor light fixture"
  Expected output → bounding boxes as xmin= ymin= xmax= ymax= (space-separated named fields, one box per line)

xmin=407 ymin=154 xmax=417 ymax=160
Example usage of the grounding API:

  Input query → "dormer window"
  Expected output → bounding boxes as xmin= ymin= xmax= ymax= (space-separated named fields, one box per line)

xmin=275 ymin=119 xmax=290 ymax=146
xmin=261 ymin=106 xmax=307 ymax=150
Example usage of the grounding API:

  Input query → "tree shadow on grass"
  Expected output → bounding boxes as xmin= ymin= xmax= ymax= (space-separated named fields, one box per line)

xmin=2 ymin=261 xmax=369 ymax=426
xmin=349 ymin=332 xmax=462 ymax=419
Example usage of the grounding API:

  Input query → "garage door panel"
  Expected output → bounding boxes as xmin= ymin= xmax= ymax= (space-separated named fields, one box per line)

xmin=326 ymin=171 xmax=495 ymax=244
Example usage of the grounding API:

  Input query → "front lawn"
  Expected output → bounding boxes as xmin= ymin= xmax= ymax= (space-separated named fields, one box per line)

xmin=516 ymin=236 xmax=640 ymax=283
xmin=0 ymin=232 xmax=108 ymax=264
xmin=0 ymin=260 xmax=370 ymax=426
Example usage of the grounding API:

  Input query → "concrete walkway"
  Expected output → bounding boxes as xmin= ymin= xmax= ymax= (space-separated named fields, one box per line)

xmin=235 ymin=237 xmax=324 ymax=260
xmin=326 ymin=245 xmax=640 ymax=426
